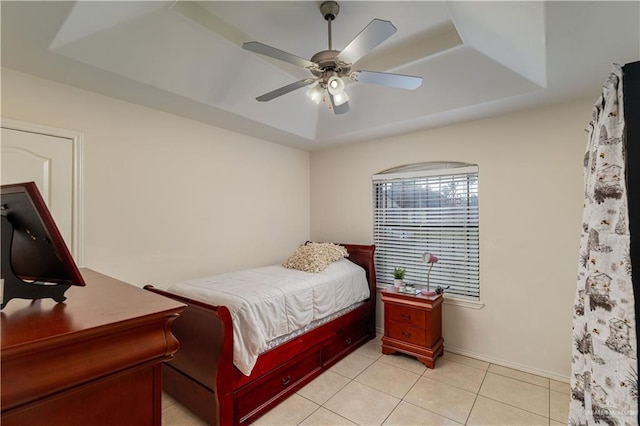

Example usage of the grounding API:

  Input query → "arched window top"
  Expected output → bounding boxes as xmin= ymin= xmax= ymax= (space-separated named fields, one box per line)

xmin=373 ymin=162 xmax=478 ymax=181
xmin=377 ymin=162 xmax=475 ymax=175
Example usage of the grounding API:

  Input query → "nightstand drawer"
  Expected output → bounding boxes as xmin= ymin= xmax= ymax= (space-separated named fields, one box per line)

xmin=381 ymin=286 xmax=443 ymax=368
xmin=387 ymin=322 xmax=426 ymax=346
xmin=387 ymin=304 xmax=425 ymax=328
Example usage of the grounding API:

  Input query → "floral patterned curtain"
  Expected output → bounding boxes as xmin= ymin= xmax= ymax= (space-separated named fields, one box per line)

xmin=570 ymin=64 xmax=638 ymax=424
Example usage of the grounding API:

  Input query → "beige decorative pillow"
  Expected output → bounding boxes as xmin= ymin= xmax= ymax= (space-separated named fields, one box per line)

xmin=282 ymin=242 xmax=349 ymax=273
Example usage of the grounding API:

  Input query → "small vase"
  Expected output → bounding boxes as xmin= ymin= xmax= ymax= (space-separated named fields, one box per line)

xmin=394 ymin=278 xmax=403 ymax=288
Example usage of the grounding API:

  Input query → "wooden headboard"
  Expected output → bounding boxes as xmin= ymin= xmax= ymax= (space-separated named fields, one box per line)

xmin=342 ymin=243 xmax=376 ymax=292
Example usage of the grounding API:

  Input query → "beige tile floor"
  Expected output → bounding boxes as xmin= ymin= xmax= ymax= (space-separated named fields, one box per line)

xmin=162 ymin=337 xmax=570 ymax=425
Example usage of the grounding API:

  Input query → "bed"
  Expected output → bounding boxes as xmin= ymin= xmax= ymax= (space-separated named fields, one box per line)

xmin=144 ymin=243 xmax=376 ymax=425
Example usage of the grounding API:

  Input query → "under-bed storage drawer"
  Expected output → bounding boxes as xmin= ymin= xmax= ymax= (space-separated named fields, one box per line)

xmin=322 ymin=316 xmax=369 ymax=365
xmin=234 ymin=349 xmax=321 ymax=423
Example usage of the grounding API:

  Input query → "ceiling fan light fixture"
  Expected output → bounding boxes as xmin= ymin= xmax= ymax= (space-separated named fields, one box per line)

xmin=306 ymin=83 xmax=324 ymax=104
xmin=332 ymin=90 xmax=349 ymax=106
xmin=327 ymin=75 xmax=345 ymax=95
xmin=242 ymin=1 xmax=422 ymax=115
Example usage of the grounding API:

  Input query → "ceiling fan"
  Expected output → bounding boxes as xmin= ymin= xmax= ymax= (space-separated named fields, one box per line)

xmin=242 ymin=1 xmax=422 ymax=114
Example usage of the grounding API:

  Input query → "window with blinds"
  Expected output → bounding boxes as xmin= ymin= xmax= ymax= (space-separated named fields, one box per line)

xmin=373 ymin=162 xmax=480 ymax=300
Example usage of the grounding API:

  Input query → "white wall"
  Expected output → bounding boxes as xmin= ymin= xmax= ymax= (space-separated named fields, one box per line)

xmin=1 ymin=68 xmax=310 ymax=289
xmin=310 ymin=99 xmax=591 ymax=380
xmin=2 ymin=66 xmax=592 ymax=380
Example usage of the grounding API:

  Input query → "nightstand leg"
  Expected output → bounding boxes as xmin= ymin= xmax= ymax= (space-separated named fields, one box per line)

xmin=381 ymin=344 xmax=396 ymax=355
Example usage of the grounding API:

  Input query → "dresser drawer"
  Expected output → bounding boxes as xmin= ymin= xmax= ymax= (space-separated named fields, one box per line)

xmin=234 ymin=350 xmax=321 ymax=423
xmin=387 ymin=304 xmax=426 ymax=328
xmin=387 ymin=322 xmax=426 ymax=347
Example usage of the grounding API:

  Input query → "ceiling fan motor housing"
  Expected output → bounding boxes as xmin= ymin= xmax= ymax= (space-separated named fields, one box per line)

xmin=320 ymin=1 xmax=340 ymax=21
xmin=312 ymin=1 xmax=350 ymax=81
xmin=310 ymin=50 xmax=351 ymax=78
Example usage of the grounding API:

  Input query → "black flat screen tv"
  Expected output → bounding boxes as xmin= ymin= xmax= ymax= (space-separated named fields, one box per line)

xmin=1 ymin=181 xmax=84 ymax=308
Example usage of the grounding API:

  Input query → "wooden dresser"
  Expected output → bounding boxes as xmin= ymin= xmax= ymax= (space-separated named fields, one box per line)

xmin=1 ymin=269 xmax=185 ymax=426
xmin=381 ymin=286 xmax=444 ymax=368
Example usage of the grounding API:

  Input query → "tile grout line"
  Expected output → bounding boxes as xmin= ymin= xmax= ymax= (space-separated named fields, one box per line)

xmin=340 ymin=353 xmax=555 ymax=424
xmin=397 ymin=399 xmax=465 ymax=425
xmin=445 ymin=352 xmax=557 ymax=391
xmin=331 ymin=379 xmax=400 ymax=425
xmin=549 ymin=381 xmax=551 ymax=426
xmin=380 ymin=398 xmax=403 ymax=426
xmin=463 ymin=363 xmax=490 ymax=425
xmin=295 ymin=403 xmax=321 ymax=426
xmin=486 ymin=364 xmax=553 ymax=390
xmin=480 ymin=370 xmax=552 ymax=420
xmin=163 ymin=349 xmax=561 ymax=425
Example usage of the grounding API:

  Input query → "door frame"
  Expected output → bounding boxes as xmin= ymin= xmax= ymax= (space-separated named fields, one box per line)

xmin=1 ymin=118 xmax=84 ymax=266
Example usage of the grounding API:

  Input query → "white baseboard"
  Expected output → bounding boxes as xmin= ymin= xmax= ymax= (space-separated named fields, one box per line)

xmin=442 ymin=344 xmax=570 ymax=383
xmin=373 ymin=327 xmax=570 ymax=384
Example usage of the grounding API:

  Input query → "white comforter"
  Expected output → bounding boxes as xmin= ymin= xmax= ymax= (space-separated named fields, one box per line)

xmin=167 ymin=258 xmax=370 ymax=376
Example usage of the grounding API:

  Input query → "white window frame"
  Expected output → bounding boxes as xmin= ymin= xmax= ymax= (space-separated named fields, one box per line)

xmin=373 ymin=162 xmax=481 ymax=305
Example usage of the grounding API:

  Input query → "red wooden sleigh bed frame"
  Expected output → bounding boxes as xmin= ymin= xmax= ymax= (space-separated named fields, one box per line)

xmin=144 ymin=244 xmax=376 ymax=425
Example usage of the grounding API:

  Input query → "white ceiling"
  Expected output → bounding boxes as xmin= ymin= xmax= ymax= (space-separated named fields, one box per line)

xmin=2 ymin=1 xmax=639 ymax=151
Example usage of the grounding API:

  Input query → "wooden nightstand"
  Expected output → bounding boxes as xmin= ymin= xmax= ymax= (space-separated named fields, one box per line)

xmin=381 ymin=286 xmax=444 ymax=368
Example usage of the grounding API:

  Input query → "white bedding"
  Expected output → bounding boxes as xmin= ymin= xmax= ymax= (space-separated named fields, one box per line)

xmin=167 ymin=258 xmax=370 ymax=376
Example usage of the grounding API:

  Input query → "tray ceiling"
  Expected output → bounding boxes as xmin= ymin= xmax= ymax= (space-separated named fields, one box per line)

xmin=2 ymin=1 xmax=639 ymax=151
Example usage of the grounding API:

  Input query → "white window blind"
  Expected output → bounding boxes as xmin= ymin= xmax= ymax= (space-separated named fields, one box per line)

xmin=373 ymin=163 xmax=480 ymax=300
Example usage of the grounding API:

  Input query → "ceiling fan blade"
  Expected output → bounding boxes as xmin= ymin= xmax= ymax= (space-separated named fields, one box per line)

xmin=256 ymin=79 xmax=315 ymax=102
xmin=351 ymin=70 xmax=422 ymax=90
xmin=336 ymin=19 xmax=396 ymax=66
xmin=243 ymin=41 xmax=317 ymax=70
xmin=329 ymin=94 xmax=350 ymax=115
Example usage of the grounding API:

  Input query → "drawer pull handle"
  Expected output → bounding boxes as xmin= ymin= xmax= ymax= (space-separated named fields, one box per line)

xmin=345 ymin=337 xmax=352 ymax=345
xmin=401 ymin=314 xmax=411 ymax=321
xmin=402 ymin=331 xmax=411 ymax=338
xmin=282 ymin=375 xmax=291 ymax=386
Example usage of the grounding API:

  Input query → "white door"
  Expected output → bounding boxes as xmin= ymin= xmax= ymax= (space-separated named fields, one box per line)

xmin=1 ymin=122 xmax=82 ymax=262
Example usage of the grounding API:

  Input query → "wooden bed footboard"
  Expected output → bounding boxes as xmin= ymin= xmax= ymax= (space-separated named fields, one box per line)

xmin=145 ymin=243 xmax=376 ymax=425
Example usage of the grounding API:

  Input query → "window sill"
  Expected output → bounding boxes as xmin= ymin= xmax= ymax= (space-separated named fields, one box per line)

xmin=443 ymin=295 xmax=484 ymax=310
